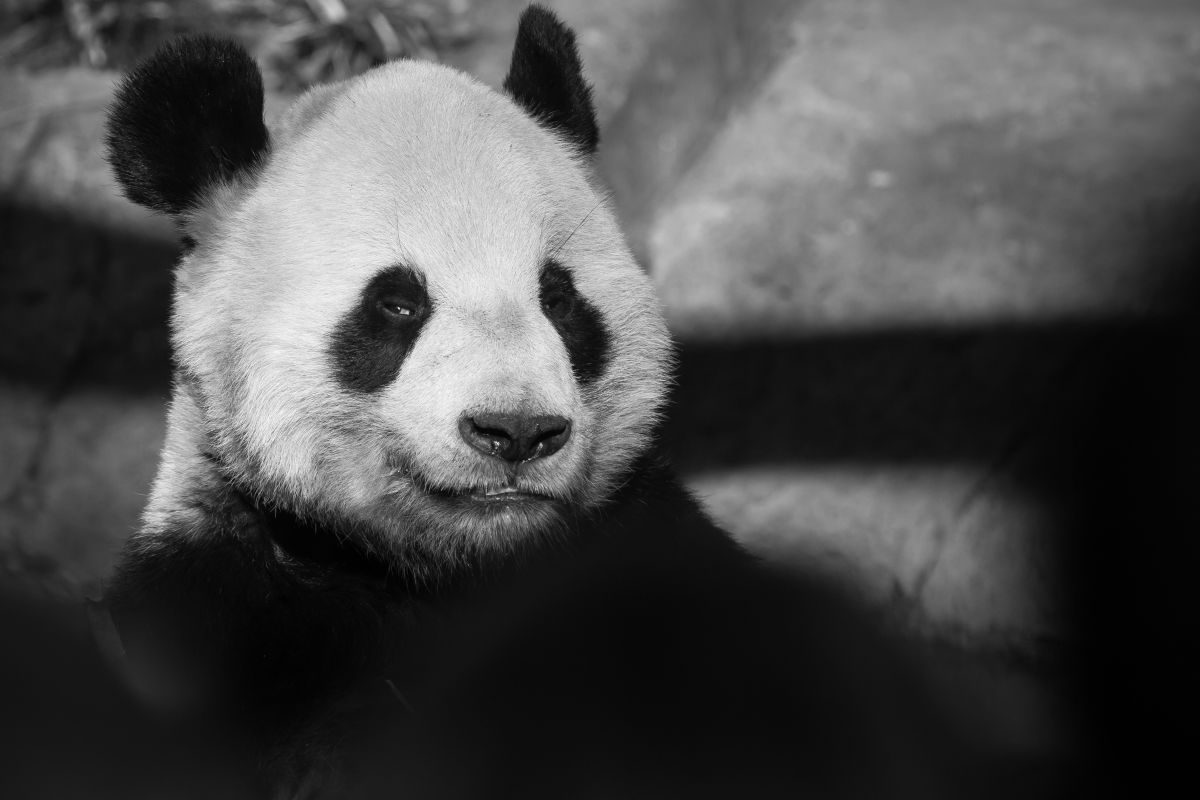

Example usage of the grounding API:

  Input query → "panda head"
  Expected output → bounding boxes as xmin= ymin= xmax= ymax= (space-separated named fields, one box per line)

xmin=107 ymin=6 xmax=672 ymax=566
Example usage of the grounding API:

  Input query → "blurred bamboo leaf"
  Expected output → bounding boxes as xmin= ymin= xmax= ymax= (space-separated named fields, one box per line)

xmin=0 ymin=0 xmax=477 ymax=91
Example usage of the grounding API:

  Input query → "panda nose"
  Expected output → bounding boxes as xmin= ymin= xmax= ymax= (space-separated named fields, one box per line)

xmin=458 ymin=413 xmax=572 ymax=463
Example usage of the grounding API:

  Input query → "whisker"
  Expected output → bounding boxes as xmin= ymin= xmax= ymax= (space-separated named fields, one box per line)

xmin=548 ymin=193 xmax=608 ymax=261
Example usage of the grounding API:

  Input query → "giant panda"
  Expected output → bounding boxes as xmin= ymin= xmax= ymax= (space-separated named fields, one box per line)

xmin=100 ymin=7 xmax=968 ymax=798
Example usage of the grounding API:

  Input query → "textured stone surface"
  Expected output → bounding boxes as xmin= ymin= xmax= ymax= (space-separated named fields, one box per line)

xmin=650 ymin=0 xmax=1200 ymax=333
xmin=636 ymin=0 xmax=1200 ymax=650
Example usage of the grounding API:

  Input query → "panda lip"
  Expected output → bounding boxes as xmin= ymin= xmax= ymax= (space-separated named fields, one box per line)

xmin=406 ymin=471 xmax=554 ymax=503
xmin=470 ymin=485 xmax=550 ymax=502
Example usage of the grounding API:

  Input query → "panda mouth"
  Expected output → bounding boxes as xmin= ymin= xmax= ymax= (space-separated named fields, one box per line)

xmin=411 ymin=475 xmax=556 ymax=505
xmin=396 ymin=464 xmax=561 ymax=509
xmin=469 ymin=485 xmax=549 ymax=503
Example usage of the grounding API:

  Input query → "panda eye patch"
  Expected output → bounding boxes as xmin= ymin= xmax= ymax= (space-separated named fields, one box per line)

xmin=366 ymin=267 xmax=427 ymax=324
xmin=541 ymin=288 xmax=575 ymax=318
xmin=330 ymin=265 xmax=431 ymax=393
xmin=539 ymin=260 xmax=610 ymax=385
xmin=538 ymin=264 xmax=578 ymax=320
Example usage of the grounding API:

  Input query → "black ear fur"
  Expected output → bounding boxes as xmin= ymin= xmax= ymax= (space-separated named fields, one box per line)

xmin=106 ymin=36 xmax=269 ymax=216
xmin=502 ymin=5 xmax=599 ymax=155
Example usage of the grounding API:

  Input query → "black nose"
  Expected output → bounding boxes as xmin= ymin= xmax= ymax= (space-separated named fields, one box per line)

xmin=458 ymin=413 xmax=572 ymax=463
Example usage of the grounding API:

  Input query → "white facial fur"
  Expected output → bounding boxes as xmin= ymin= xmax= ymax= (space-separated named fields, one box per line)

xmin=147 ymin=60 xmax=672 ymax=563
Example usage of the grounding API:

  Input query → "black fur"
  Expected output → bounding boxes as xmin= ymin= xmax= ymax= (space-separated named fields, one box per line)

xmin=540 ymin=260 xmax=610 ymax=384
xmin=103 ymin=456 xmax=747 ymax=792
xmin=106 ymin=35 xmax=269 ymax=216
xmin=104 ymin=457 xmax=966 ymax=798
xmin=330 ymin=266 xmax=431 ymax=393
xmin=503 ymin=5 xmax=599 ymax=154
xmin=104 ymin=485 xmax=407 ymax=795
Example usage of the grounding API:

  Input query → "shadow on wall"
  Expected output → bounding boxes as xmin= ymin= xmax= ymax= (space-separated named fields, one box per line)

xmin=0 ymin=200 xmax=174 ymax=393
xmin=0 ymin=199 xmax=173 ymax=591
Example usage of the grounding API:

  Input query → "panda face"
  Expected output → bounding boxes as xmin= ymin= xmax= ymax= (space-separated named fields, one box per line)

xmin=169 ymin=59 xmax=671 ymax=560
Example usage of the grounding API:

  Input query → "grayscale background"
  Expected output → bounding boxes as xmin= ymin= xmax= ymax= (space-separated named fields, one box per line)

xmin=3 ymin=0 xmax=1198 ymax=777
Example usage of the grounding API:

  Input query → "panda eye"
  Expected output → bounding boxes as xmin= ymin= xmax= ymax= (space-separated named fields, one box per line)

xmin=541 ymin=290 xmax=575 ymax=318
xmin=378 ymin=298 xmax=418 ymax=318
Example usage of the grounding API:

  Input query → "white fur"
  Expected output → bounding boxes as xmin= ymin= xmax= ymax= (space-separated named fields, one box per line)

xmin=143 ymin=60 xmax=672 ymax=562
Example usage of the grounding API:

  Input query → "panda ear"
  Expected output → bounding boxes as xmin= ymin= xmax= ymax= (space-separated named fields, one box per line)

xmin=106 ymin=35 xmax=269 ymax=216
xmin=502 ymin=4 xmax=599 ymax=155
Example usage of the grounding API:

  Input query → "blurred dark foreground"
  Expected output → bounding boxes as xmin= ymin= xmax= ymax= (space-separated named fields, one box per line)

xmin=2 ymin=532 xmax=1072 ymax=800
